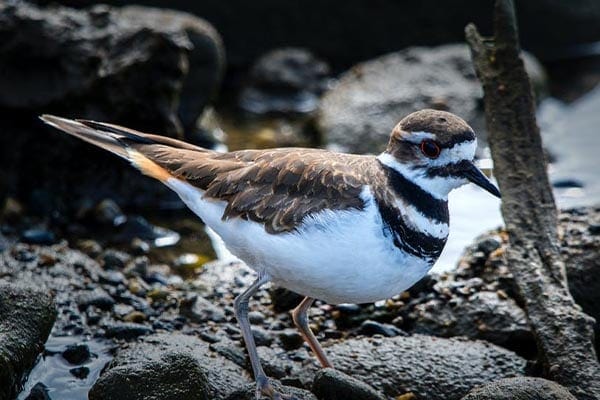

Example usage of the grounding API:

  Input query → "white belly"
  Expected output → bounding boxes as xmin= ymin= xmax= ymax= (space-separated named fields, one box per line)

xmin=166 ymin=179 xmax=434 ymax=304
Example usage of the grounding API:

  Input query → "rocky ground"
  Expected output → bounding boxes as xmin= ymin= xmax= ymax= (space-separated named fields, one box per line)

xmin=1 ymin=201 xmax=598 ymax=400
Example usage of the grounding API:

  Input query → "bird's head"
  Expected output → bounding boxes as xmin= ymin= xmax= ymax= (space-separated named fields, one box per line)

xmin=378 ymin=109 xmax=501 ymax=200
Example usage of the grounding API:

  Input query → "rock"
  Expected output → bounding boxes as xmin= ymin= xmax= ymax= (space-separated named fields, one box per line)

xmin=278 ymin=329 xmax=305 ymax=351
xmin=269 ymin=287 xmax=303 ymax=312
xmin=327 ymin=335 xmax=526 ymax=400
xmin=408 ymin=291 xmax=533 ymax=354
xmin=226 ymin=381 xmax=317 ymax=400
xmin=317 ymin=44 xmax=546 ymax=154
xmin=23 ymin=382 xmax=51 ymax=400
xmin=358 ymin=320 xmax=405 ymax=337
xmin=251 ymin=326 xmax=273 ymax=347
xmin=69 ymin=366 xmax=90 ymax=379
xmin=239 ymin=48 xmax=331 ymax=114
xmin=104 ymin=322 xmax=153 ymax=340
xmin=100 ymin=249 xmax=131 ymax=270
xmin=76 ymin=288 xmax=115 ymax=311
xmin=0 ymin=283 xmax=56 ymax=400
xmin=89 ymin=333 xmax=248 ymax=400
xmin=179 ymin=294 xmax=227 ymax=323
xmin=0 ymin=1 xmax=224 ymax=211
xmin=20 ymin=228 xmax=56 ymax=245
xmin=312 ymin=368 xmax=385 ymax=400
xmin=461 ymin=377 xmax=576 ymax=400
xmin=61 ymin=343 xmax=91 ymax=365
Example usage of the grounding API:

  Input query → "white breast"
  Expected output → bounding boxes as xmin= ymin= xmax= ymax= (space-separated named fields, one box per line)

xmin=166 ymin=178 xmax=434 ymax=304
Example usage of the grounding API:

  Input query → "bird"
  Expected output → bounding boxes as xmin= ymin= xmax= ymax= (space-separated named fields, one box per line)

xmin=40 ymin=109 xmax=500 ymax=400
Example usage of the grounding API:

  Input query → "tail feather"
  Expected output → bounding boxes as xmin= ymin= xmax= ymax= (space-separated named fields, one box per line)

xmin=39 ymin=115 xmax=136 ymax=160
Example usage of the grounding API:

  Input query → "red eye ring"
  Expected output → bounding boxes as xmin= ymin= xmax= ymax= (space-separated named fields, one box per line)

xmin=420 ymin=140 xmax=441 ymax=159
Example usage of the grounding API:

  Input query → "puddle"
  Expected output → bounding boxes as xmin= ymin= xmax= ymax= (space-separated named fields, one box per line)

xmin=17 ymin=334 xmax=115 ymax=400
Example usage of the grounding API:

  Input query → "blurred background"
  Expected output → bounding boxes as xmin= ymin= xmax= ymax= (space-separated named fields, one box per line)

xmin=1 ymin=0 xmax=599 ymax=272
xmin=1 ymin=2 xmax=600 ymax=399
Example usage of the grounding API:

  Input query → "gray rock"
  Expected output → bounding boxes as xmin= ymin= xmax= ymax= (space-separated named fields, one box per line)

xmin=76 ymin=288 xmax=115 ymax=311
xmin=461 ymin=377 xmax=576 ymax=400
xmin=104 ymin=322 xmax=153 ymax=340
xmin=408 ymin=290 xmax=533 ymax=353
xmin=0 ymin=283 xmax=56 ymax=400
xmin=312 ymin=368 xmax=385 ymax=400
xmin=90 ymin=333 xmax=248 ymax=400
xmin=327 ymin=335 xmax=526 ymax=400
xmin=317 ymin=44 xmax=546 ymax=154
xmin=239 ymin=48 xmax=331 ymax=114
xmin=180 ymin=294 xmax=227 ymax=323
xmin=225 ymin=381 xmax=317 ymax=400
xmin=0 ymin=1 xmax=224 ymax=211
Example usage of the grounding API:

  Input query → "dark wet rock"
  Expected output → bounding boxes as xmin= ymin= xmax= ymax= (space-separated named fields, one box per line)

xmin=104 ymin=322 xmax=153 ymax=340
xmin=239 ymin=48 xmax=331 ymax=115
xmin=327 ymin=335 xmax=526 ymax=400
xmin=313 ymin=368 xmax=385 ymax=400
xmin=408 ymin=291 xmax=533 ymax=354
xmin=98 ymin=269 xmax=126 ymax=286
xmin=91 ymin=199 xmax=126 ymax=226
xmin=226 ymin=381 xmax=317 ymax=400
xmin=251 ymin=326 xmax=274 ymax=347
xmin=76 ymin=288 xmax=115 ymax=311
xmin=269 ymin=287 xmax=303 ymax=312
xmin=456 ymin=207 xmax=600 ymax=351
xmin=69 ymin=365 xmax=90 ymax=379
xmin=248 ymin=310 xmax=266 ymax=324
xmin=317 ymin=44 xmax=546 ymax=154
xmin=0 ymin=1 xmax=223 ymax=211
xmin=24 ymin=382 xmax=51 ymax=400
xmin=100 ymin=249 xmax=131 ymax=270
xmin=461 ymin=377 xmax=576 ymax=400
xmin=20 ymin=228 xmax=56 ymax=245
xmin=61 ymin=343 xmax=91 ymax=365
xmin=90 ymin=333 xmax=247 ymax=400
xmin=113 ymin=216 xmax=181 ymax=248
xmin=358 ymin=320 xmax=405 ymax=337
xmin=278 ymin=329 xmax=304 ymax=351
xmin=180 ymin=294 xmax=227 ymax=323
xmin=0 ymin=283 xmax=56 ymax=400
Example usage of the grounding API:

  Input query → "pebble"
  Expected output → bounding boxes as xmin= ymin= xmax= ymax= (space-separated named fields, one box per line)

xmin=104 ymin=323 xmax=153 ymax=340
xmin=248 ymin=310 xmax=266 ymax=324
xmin=62 ymin=343 xmax=91 ymax=365
xmin=76 ymin=289 xmax=115 ymax=311
xmin=20 ymin=229 xmax=55 ymax=245
xmin=251 ymin=327 xmax=273 ymax=347
xmin=24 ymin=382 xmax=51 ymax=400
xmin=69 ymin=366 xmax=90 ymax=379
xmin=278 ymin=329 xmax=304 ymax=351
xmin=358 ymin=320 xmax=405 ymax=337
xmin=100 ymin=249 xmax=131 ymax=269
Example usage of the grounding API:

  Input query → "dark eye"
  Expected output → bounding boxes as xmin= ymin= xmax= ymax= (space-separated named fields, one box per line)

xmin=420 ymin=140 xmax=441 ymax=159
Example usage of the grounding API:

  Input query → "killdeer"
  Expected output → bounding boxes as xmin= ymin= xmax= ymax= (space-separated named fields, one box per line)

xmin=41 ymin=109 xmax=500 ymax=400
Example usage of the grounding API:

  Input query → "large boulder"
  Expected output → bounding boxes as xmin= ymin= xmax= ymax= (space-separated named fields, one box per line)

xmin=89 ymin=333 xmax=248 ymax=400
xmin=0 ymin=283 xmax=56 ymax=400
xmin=317 ymin=44 xmax=546 ymax=154
xmin=327 ymin=335 xmax=526 ymax=400
xmin=0 ymin=1 xmax=224 ymax=210
xmin=33 ymin=0 xmax=600 ymax=70
xmin=461 ymin=377 xmax=576 ymax=400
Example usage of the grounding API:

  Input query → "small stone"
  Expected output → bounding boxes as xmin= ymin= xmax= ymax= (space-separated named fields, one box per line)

xmin=130 ymin=238 xmax=150 ymax=255
xmin=101 ymin=249 xmax=131 ymax=269
xmin=24 ymin=382 xmax=51 ymax=400
xmin=179 ymin=295 xmax=226 ymax=323
xmin=251 ymin=326 xmax=273 ymax=347
xmin=123 ymin=311 xmax=147 ymax=323
xmin=93 ymin=199 xmax=126 ymax=226
xmin=76 ymin=289 xmax=115 ymax=311
xmin=70 ymin=366 xmax=90 ymax=379
xmin=246 ymin=310 xmax=264 ymax=324
xmin=20 ymin=229 xmax=55 ymax=245
xmin=358 ymin=320 xmax=405 ymax=337
xmin=62 ymin=343 xmax=91 ymax=365
xmin=104 ymin=323 xmax=152 ymax=340
xmin=476 ymin=237 xmax=502 ymax=255
xmin=278 ymin=329 xmax=304 ymax=351
xmin=76 ymin=240 xmax=103 ymax=258
xmin=269 ymin=287 xmax=303 ymax=312
xmin=313 ymin=368 xmax=386 ymax=400
xmin=588 ymin=224 xmax=600 ymax=235
xmin=98 ymin=270 xmax=126 ymax=286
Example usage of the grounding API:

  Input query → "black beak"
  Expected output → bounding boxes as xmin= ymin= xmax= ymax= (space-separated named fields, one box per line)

xmin=462 ymin=161 xmax=501 ymax=198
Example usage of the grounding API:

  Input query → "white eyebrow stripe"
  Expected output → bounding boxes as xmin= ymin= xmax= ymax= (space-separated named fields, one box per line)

xmin=403 ymin=131 xmax=437 ymax=144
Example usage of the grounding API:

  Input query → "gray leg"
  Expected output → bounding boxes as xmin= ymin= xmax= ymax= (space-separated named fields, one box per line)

xmin=292 ymin=297 xmax=333 ymax=368
xmin=234 ymin=273 xmax=296 ymax=400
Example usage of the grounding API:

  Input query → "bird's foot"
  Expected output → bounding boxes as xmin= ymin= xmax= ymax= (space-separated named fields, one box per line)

xmin=255 ymin=375 xmax=298 ymax=400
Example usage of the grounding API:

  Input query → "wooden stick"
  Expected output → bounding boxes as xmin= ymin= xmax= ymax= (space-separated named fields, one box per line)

xmin=465 ymin=0 xmax=600 ymax=398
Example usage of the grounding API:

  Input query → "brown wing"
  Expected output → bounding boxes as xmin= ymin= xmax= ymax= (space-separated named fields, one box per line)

xmin=40 ymin=115 xmax=379 ymax=233
xmin=138 ymin=145 xmax=375 ymax=233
